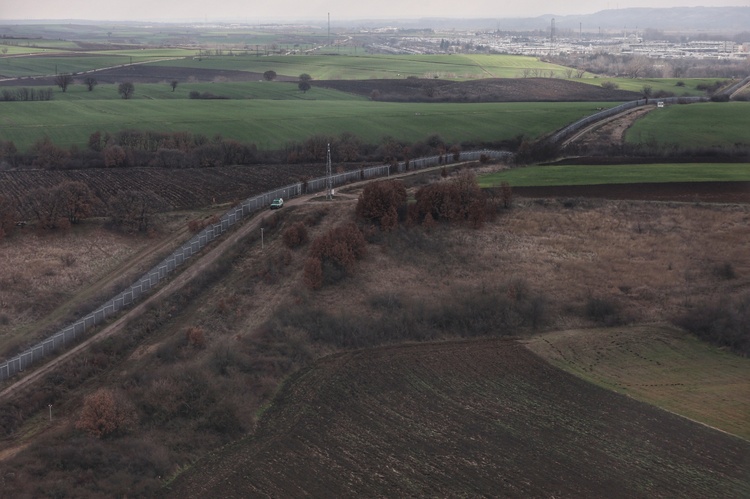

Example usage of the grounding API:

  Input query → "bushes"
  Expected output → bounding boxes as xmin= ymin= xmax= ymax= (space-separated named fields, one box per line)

xmin=75 ymin=388 xmax=137 ymax=438
xmin=303 ymin=223 xmax=367 ymax=289
xmin=676 ymin=294 xmax=750 ymax=356
xmin=282 ymin=221 xmax=309 ymax=249
xmin=413 ymin=169 xmax=491 ymax=228
xmin=355 ymin=180 xmax=407 ymax=230
xmin=273 ymin=281 xmax=548 ymax=349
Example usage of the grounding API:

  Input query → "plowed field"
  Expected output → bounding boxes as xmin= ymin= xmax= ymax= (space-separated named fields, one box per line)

xmin=513 ymin=181 xmax=750 ymax=203
xmin=167 ymin=339 xmax=750 ymax=498
xmin=0 ymin=164 xmax=329 ymax=217
xmin=316 ymin=77 xmax=641 ymax=102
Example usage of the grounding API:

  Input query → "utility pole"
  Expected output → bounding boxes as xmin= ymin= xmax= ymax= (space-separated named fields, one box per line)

xmin=326 ymin=143 xmax=333 ymax=200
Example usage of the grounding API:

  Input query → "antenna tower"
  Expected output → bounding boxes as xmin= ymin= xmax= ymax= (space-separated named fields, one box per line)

xmin=550 ymin=18 xmax=556 ymax=55
xmin=326 ymin=143 xmax=333 ymax=200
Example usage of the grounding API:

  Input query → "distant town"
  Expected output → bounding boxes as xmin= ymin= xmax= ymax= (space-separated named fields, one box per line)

xmin=365 ymin=29 xmax=749 ymax=61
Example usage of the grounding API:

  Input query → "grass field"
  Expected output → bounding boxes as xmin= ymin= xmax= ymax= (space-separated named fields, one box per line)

xmin=118 ymin=53 xmax=573 ymax=80
xmin=0 ymin=99 xmax=611 ymax=152
xmin=626 ymin=101 xmax=750 ymax=148
xmin=479 ymin=163 xmax=750 ymax=187
xmin=582 ymin=77 xmax=734 ymax=97
xmin=525 ymin=325 xmax=750 ymax=440
xmin=0 ymin=52 xmax=188 ymax=78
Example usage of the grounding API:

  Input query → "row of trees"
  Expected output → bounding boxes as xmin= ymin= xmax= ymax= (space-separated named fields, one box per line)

xmin=547 ymin=53 xmax=750 ymax=79
xmin=0 ymin=181 xmax=164 ymax=239
xmin=50 ymin=73 xmax=134 ymax=98
xmin=0 ymin=129 xmax=500 ymax=170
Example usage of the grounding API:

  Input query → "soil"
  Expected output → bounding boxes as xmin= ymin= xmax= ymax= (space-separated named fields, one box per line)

xmin=561 ymin=106 xmax=655 ymax=148
xmin=512 ymin=181 xmax=750 ymax=204
xmin=166 ymin=338 xmax=750 ymax=498
xmin=315 ymin=77 xmax=642 ymax=102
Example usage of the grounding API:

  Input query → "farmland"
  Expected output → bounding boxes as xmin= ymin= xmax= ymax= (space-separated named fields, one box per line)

xmin=0 ymin=98 xmax=614 ymax=152
xmin=166 ymin=338 xmax=750 ymax=498
xmin=479 ymin=162 xmax=750 ymax=187
xmin=1 ymin=20 xmax=749 ymax=498
xmin=625 ymin=101 xmax=750 ymax=148
xmin=525 ymin=325 xmax=750 ymax=440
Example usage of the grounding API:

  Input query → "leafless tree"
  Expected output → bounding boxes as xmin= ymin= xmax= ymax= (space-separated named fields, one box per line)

xmin=118 ymin=82 xmax=135 ymax=99
xmin=54 ymin=73 xmax=73 ymax=92
xmin=83 ymin=77 xmax=98 ymax=91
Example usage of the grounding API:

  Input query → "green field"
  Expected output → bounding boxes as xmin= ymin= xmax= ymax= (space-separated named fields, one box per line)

xmin=582 ymin=77 xmax=734 ymax=97
xmin=479 ymin=163 xmax=750 ymax=187
xmin=626 ymin=101 xmax=750 ymax=148
xmin=0 ymin=51 xmax=191 ymax=78
xmin=151 ymin=53 xmax=572 ymax=80
xmin=526 ymin=325 xmax=750 ymax=440
xmin=0 ymin=98 xmax=613 ymax=152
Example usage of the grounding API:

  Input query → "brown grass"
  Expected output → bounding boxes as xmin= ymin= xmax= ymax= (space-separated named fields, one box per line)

xmin=0 ymin=181 xmax=748 ymax=496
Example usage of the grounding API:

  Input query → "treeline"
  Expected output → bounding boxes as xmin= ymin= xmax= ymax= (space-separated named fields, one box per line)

xmin=0 ymin=87 xmax=54 ymax=101
xmin=0 ymin=181 xmax=165 ymax=240
xmin=0 ymin=130 xmax=516 ymax=170
xmin=546 ymin=53 xmax=750 ymax=79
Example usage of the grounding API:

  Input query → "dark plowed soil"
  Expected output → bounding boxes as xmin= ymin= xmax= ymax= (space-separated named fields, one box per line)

xmin=513 ymin=181 xmax=750 ymax=203
xmin=0 ymin=65 xmax=298 ymax=87
xmin=314 ymin=77 xmax=641 ymax=102
xmin=166 ymin=339 xmax=750 ymax=498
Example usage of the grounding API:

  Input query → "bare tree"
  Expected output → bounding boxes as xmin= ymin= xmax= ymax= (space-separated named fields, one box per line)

xmin=54 ymin=73 xmax=73 ymax=92
xmin=56 ymin=181 xmax=100 ymax=224
xmin=118 ymin=82 xmax=135 ymax=99
xmin=170 ymin=80 xmax=178 ymax=92
xmin=83 ymin=77 xmax=98 ymax=91
xmin=108 ymin=190 xmax=165 ymax=232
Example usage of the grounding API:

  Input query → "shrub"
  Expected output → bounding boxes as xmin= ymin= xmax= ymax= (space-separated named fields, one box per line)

xmin=355 ymin=180 xmax=407 ymax=230
xmin=282 ymin=222 xmax=309 ymax=249
xmin=600 ymin=81 xmax=619 ymax=90
xmin=676 ymin=294 xmax=750 ymax=355
xmin=713 ymin=262 xmax=737 ymax=280
xmin=75 ymin=388 xmax=137 ymax=438
xmin=585 ymin=296 xmax=623 ymax=326
xmin=413 ymin=169 xmax=489 ymax=227
xmin=304 ymin=223 xmax=367 ymax=288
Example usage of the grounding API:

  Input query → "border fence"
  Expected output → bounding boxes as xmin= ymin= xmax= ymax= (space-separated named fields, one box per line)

xmin=546 ymin=96 xmax=705 ymax=145
xmin=0 ymin=149 xmax=511 ymax=381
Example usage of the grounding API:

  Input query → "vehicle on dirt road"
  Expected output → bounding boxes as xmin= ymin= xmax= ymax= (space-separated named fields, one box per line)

xmin=270 ymin=198 xmax=284 ymax=209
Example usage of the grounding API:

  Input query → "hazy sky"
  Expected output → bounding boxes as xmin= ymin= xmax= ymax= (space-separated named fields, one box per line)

xmin=1 ymin=0 xmax=748 ymax=22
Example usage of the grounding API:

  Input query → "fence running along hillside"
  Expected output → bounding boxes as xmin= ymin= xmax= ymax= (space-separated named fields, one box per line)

xmin=0 ymin=149 xmax=511 ymax=381
xmin=547 ymin=96 xmax=705 ymax=145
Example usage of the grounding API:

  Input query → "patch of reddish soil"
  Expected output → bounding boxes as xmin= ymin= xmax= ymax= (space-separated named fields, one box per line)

xmin=513 ymin=181 xmax=750 ymax=203
xmin=315 ymin=77 xmax=641 ymax=102
xmin=166 ymin=338 xmax=750 ymax=498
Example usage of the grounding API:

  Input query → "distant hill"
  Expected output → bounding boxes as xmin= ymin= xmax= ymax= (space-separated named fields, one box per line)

xmin=351 ymin=7 xmax=750 ymax=34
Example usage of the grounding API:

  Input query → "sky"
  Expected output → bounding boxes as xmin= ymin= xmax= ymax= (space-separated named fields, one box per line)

xmin=0 ymin=0 xmax=748 ymax=22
